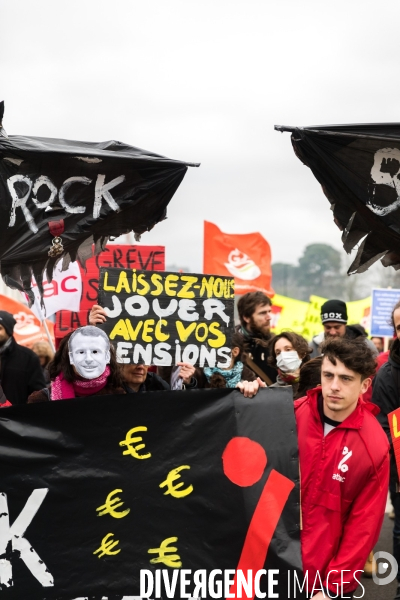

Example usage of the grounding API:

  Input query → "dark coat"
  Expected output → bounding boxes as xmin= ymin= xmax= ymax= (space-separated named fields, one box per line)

xmin=0 ymin=337 xmax=46 ymax=405
xmin=371 ymin=339 xmax=400 ymax=483
xmin=235 ymin=325 xmax=277 ymax=384
xmin=124 ymin=372 xmax=170 ymax=393
xmin=28 ymin=384 xmax=127 ymax=403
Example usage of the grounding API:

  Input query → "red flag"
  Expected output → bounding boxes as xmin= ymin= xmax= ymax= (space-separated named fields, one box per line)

xmin=203 ymin=221 xmax=274 ymax=296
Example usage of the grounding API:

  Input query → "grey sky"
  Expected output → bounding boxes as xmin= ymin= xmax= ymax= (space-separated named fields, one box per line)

xmin=2 ymin=0 xmax=400 ymax=275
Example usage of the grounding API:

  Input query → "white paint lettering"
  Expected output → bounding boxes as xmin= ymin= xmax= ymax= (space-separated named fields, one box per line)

xmin=7 ymin=174 xmax=36 ymax=232
xmin=93 ymin=174 xmax=125 ymax=218
xmin=59 ymin=176 xmax=91 ymax=214
xmin=0 ymin=488 xmax=53 ymax=588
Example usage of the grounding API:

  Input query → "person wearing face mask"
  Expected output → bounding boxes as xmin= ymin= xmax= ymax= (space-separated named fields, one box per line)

xmin=28 ymin=327 xmax=126 ymax=402
xmin=268 ymin=332 xmax=312 ymax=396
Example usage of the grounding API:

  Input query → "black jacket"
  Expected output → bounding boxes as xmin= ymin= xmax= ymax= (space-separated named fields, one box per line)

xmin=123 ymin=371 xmax=170 ymax=393
xmin=235 ymin=325 xmax=277 ymax=384
xmin=0 ymin=337 xmax=46 ymax=405
xmin=372 ymin=340 xmax=400 ymax=482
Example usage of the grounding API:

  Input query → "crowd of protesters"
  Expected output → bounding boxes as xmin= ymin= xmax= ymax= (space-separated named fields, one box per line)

xmin=1 ymin=290 xmax=400 ymax=598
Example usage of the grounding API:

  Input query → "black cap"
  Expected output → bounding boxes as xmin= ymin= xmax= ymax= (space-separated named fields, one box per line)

xmin=0 ymin=311 xmax=16 ymax=336
xmin=320 ymin=300 xmax=348 ymax=324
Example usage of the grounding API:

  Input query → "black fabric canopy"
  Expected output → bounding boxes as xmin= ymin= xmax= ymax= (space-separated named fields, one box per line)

xmin=0 ymin=112 xmax=198 ymax=303
xmin=275 ymin=123 xmax=400 ymax=274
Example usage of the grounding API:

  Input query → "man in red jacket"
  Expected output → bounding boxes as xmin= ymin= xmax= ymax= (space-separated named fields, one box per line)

xmin=238 ymin=336 xmax=389 ymax=599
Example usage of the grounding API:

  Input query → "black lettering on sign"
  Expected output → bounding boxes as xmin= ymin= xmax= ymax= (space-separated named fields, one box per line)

xmin=98 ymin=268 xmax=235 ymax=368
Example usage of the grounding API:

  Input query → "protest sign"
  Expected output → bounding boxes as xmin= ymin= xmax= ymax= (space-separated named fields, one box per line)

xmin=371 ymin=288 xmax=400 ymax=337
xmin=31 ymin=261 xmax=82 ymax=319
xmin=55 ymin=245 xmax=165 ymax=342
xmin=0 ymin=388 xmax=302 ymax=599
xmin=98 ymin=268 xmax=235 ymax=367
xmin=270 ymin=293 xmax=309 ymax=334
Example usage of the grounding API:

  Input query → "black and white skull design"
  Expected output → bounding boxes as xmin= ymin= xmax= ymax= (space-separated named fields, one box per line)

xmin=369 ymin=147 xmax=400 ymax=215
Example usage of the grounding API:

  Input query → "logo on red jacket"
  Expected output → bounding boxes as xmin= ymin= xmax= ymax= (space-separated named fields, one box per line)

xmin=332 ymin=446 xmax=352 ymax=482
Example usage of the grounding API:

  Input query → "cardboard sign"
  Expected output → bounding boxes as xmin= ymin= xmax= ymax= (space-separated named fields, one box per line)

xmin=98 ymin=268 xmax=235 ymax=366
xmin=371 ymin=288 xmax=400 ymax=337
xmin=0 ymin=388 xmax=302 ymax=599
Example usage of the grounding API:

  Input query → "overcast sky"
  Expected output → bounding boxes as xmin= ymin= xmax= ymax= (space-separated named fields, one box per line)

xmin=2 ymin=0 xmax=400 ymax=274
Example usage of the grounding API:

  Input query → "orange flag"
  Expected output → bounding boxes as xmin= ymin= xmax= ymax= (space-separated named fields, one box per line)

xmin=0 ymin=294 xmax=54 ymax=348
xmin=203 ymin=221 xmax=274 ymax=296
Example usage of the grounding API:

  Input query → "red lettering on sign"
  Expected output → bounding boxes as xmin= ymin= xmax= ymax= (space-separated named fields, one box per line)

xmin=55 ymin=245 xmax=165 ymax=343
xmin=60 ymin=276 xmax=78 ymax=293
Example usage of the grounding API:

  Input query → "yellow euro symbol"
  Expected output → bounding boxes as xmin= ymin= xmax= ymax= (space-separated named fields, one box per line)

xmin=93 ymin=533 xmax=121 ymax=558
xmin=393 ymin=414 xmax=400 ymax=438
xmin=119 ymin=426 xmax=151 ymax=459
xmin=148 ymin=536 xmax=182 ymax=568
xmin=96 ymin=489 xmax=130 ymax=519
xmin=159 ymin=465 xmax=193 ymax=498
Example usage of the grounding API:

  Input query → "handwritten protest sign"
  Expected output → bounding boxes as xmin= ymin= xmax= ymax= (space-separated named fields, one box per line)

xmin=98 ymin=268 xmax=235 ymax=366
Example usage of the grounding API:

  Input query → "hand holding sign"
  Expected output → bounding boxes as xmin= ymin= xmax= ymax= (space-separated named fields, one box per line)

xmin=98 ymin=268 xmax=235 ymax=367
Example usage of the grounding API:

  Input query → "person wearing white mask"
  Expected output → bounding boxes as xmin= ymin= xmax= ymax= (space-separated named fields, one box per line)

xmin=268 ymin=332 xmax=312 ymax=396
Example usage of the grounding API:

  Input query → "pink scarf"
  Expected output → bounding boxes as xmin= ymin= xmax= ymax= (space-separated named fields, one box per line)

xmin=51 ymin=366 xmax=111 ymax=400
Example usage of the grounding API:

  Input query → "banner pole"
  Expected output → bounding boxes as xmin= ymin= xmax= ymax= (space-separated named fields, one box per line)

xmin=41 ymin=317 xmax=55 ymax=353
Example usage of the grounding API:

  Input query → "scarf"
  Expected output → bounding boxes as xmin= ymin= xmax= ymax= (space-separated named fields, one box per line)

xmin=277 ymin=369 xmax=300 ymax=384
xmin=204 ymin=361 xmax=244 ymax=388
xmin=240 ymin=326 xmax=270 ymax=347
xmin=51 ymin=366 xmax=111 ymax=400
xmin=0 ymin=337 xmax=12 ymax=355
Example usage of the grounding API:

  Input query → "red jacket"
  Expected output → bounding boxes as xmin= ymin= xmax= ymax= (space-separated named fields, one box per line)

xmin=295 ymin=387 xmax=389 ymax=595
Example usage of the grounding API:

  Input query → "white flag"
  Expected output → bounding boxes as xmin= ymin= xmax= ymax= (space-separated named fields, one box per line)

xmin=31 ymin=261 xmax=82 ymax=319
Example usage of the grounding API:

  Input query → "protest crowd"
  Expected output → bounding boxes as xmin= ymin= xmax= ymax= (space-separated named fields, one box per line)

xmin=1 ymin=108 xmax=400 ymax=600
xmin=0 ymin=286 xmax=398 ymax=599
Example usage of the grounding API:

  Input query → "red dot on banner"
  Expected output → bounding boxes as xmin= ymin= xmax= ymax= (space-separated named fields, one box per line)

xmin=222 ymin=437 xmax=267 ymax=487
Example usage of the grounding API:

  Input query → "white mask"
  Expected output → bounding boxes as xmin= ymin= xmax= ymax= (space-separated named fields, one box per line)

xmin=69 ymin=330 xmax=110 ymax=379
xmin=276 ymin=351 xmax=302 ymax=373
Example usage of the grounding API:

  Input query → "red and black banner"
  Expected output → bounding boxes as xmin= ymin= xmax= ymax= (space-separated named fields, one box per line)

xmin=0 ymin=388 xmax=302 ymax=599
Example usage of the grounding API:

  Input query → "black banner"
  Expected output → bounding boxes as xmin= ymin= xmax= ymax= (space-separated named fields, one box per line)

xmin=98 ymin=267 xmax=235 ymax=367
xmin=0 ymin=129 xmax=197 ymax=302
xmin=0 ymin=388 xmax=302 ymax=599
xmin=275 ymin=123 xmax=400 ymax=274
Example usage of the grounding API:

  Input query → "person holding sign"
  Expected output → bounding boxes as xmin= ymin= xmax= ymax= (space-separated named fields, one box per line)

xmin=202 ymin=332 xmax=256 ymax=388
xmin=28 ymin=327 xmax=126 ymax=402
xmin=89 ymin=304 xmax=198 ymax=390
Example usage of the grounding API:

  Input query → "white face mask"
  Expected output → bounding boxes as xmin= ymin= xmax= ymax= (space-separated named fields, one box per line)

xmin=276 ymin=351 xmax=302 ymax=373
xmin=69 ymin=332 xmax=110 ymax=379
